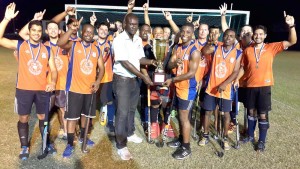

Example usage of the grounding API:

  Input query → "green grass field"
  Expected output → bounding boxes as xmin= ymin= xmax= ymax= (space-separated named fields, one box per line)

xmin=0 ymin=47 xmax=300 ymax=169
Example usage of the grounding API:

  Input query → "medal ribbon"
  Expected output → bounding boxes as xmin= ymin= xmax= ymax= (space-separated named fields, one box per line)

xmin=81 ymin=42 xmax=92 ymax=62
xmin=27 ymin=40 xmax=41 ymax=62
xmin=254 ymin=43 xmax=265 ymax=66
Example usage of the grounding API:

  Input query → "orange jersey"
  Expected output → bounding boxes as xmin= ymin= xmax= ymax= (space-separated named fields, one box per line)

xmin=16 ymin=40 xmax=51 ymax=90
xmin=242 ymin=42 xmax=284 ymax=87
xmin=69 ymin=36 xmax=81 ymax=42
xmin=93 ymin=39 xmax=113 ymax=83
xmin=44 ymin=41 xmax=69 ymax=90
xmin=194 ymin=40 xmax=209 ymax=81
xmin=206 ymin=45 xmax=242 ymax=100
xmin=66 ymin=41 xmax=100 ymax=94
xmin=174 ymin=41 xmax=202 ymax=100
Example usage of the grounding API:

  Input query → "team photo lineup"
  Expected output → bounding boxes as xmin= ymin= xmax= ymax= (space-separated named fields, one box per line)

xmin=0 ymin=0 xmax=297 ymax=163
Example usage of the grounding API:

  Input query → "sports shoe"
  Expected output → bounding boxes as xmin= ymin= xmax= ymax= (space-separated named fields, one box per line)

xmin=257 ymin=141 xmax=265 ymax=152
xmin=172 ymin=146 xmax=191 ymax=160
xmin=62 ymin=144 xmax=74 ymax=158
xmin=47 ymin=144 xmax=57 ymax=155
xmin=167 ymin=139 xmax=181 ymax=148
xmin=58 ymin=128 xmax=65 ymax=139
xmin=117 ymin=147 xmax=133 ymax=160
xmin=127 ymin=134 xmax=143 ymax=143
xmin=212 ymin=134 xmax=219 ymax=140
xmin=79 ymin=138 xmax=95 ymax=147
xmin=223 ymin=138 xmax=230 ymax=150
xmin=19 ymin=146 xmax=29 ymax=160
xmin=198 ymin=137 xmax=209 ymax=146
xmin=242 ymin=136 xmax=254 ymax=144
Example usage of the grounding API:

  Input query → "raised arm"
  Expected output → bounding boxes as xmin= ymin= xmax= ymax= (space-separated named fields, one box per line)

xmin=127 ymin=0 xmax=135 ymax=14
xmin=52 ymin=6 xmax=75 ymax=24
xmin=18 ymin=9 xmax=46 ymax=40
xmin=163 ymin=11 xmax=180 ymax=34
xmin=90 ymin=12 xmax=97 ymax=26
xmin=143 ymin=3 xmax=150 ymax=26
xmin=283 ymin=11 xmax=297 ymax=48
xmin=219 ymin=3 xmax=229 ymax=32
xmin=57 ymin=17 xmax=82 ymax=50
xmin=0 ymin=3 xmax=19 ymax=50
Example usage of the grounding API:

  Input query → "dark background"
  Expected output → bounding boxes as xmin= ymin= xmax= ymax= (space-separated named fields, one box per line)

xmin=0 ymin=0 xmax=299 ymax=50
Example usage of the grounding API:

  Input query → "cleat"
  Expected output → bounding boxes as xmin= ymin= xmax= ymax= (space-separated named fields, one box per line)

xmin=242 ymin=136 xmax=254 ymax=144
xmin=167 ymin=139 xmax=181 ymax=148
xmin=19 ymin=146 xmax=29 ymax=160
xmin=172 ymin=146 xmax=191 ymax=160
xmin=62 ymin=144 xmax=74 ymax=158
xmin=256 ymin=141 xmax=265 ymax=152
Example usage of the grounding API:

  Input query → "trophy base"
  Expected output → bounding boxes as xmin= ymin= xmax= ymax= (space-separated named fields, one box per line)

xmin=153 ymin=72 xmax=166 ymax=86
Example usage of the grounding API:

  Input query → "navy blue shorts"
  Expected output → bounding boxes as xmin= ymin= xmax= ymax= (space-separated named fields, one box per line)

xmin=203 ymin=93 xmax=232 ymax=112
xmin=176 ymin=97 xmax=194 ymax=111
xmin=15 ymin=89 xmax=50 ymax=115
xmin=65 ymin=91 xmax=96 ymax=120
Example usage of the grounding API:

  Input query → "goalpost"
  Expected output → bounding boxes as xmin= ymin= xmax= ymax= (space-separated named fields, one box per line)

xmin=64 ymin=4 xmax=250 ymax=38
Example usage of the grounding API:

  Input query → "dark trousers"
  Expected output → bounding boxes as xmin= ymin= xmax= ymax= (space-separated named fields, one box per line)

xmin=113 ymin=74 xmax=140 ymax=149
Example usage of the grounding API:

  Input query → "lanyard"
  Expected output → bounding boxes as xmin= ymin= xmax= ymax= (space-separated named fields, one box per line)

xmin=49 ymin=42 xmax=60 ymax=58
xmin=221 ymin=46 xmax=234 ymax=60
xmin=81 ymin=42 xmax=92 ymax=61
xmin=254 ymin=43 xmax=265 ymax=68
xmin=179 ymin=41 xmax=192 ymax=60
xmin=27 ymin=40 xmax=41 ymax=62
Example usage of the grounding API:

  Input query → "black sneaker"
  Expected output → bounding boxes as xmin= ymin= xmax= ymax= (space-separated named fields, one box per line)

xmin=172 ymin=146 xmax=191 ymax=160
xmin=167 ymin=139 xmax=181 ymax=148
xmin=257 ymin=141 xmax=265 ymax=152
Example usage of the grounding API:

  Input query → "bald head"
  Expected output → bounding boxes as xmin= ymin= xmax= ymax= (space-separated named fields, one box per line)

xmin=124 ymin=13 xmax=139 ymax=38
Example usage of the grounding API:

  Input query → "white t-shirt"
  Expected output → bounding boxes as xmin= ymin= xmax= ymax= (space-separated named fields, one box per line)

xmin=113 ymin=31 xmax=145 ymax=78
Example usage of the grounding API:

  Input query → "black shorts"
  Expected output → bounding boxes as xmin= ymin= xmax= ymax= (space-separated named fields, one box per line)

xmin=99 ymin=82 xmax=113 ymax=106
xmin=65 ymin=91 xmax=96 ymax=120
xmin=238 ymin=87 xmax=247 ymax=105
xmin=199 ymin=87 xmax=206 ymax=103
xmin=15 ymin=89 xmax=50 ymax=115
xmin=203 ymin=93 xmax=232 ymax=112
xmin=245 ymin=86 xmax=271 ymax=112
xmin=55 ymin=90 xmax=66 ymax=108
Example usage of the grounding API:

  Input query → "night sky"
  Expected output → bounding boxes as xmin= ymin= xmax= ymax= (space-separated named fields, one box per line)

xmin=0 ymin=0 xmax=299 ymax=50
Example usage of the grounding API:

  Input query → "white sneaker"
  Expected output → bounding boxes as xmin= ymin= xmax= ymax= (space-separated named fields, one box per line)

xmin=117 ymin=147 xmax=132 ymax=160
xmin=127 ymin=134 xmax=143 ymax=143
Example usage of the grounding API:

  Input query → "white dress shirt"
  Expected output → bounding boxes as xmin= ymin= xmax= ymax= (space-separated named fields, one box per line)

xmin=113 ymin=31 xmax=145 ymax=78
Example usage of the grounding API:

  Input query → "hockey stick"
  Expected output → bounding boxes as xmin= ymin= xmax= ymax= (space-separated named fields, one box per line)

xmin=147 ymin=86 xmax=154 ymax=144
xmin=216 ymin=92 xmax=224 ymax=158
xmin=234 ymin=86 xmax=240 ymax=149
xmin=82 ymin=93 xmax=94 ymax=153
xmin=192 ymin=86 xmax=201 ymax=141
xmin=37 ymin=92 xmax=51 ymax=160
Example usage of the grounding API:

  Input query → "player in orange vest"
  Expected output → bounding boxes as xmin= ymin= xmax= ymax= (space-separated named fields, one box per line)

xmin=199 ymin=29 xmax=242 ymax=151
xmin=239 ymin=12 xmax=297 ymax=152
xmin=57 ymin=18 xmax=105 ymax=158
xmin=0 ymin=3 xmax=57 ymax=160
xmin=163 ymin=23 xmax=202 ymax=160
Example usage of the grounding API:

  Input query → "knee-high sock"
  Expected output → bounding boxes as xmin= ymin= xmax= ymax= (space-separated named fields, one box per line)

xmin=107 ymin=104 xmax=115 ymax=125
xmin=258 ymin=119 xmax=269 ymax=143
xmin=247 ymin=116 xmax=257 ymax=138
xmin=18 ymin=121 xmax=29 ymax=147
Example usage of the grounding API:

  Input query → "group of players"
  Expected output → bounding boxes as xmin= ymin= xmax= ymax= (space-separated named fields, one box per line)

xmin=0 ymin=0 xmax=297 ymax=161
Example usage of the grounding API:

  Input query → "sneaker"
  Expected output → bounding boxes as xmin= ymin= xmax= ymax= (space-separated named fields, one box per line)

xmin=58 ymin=128 xmax=64 ymax=139
xmin=79 ymin=138 xmax=95 ymax=147
xmin=127 ymin=134 xmax=143 ymax=143
xmin=172 ymin=146 xmax=191 ymax=160
xmin=242 ymin=136 xmax=254 ymax=144
xmin=117 ymin=147 xmax=133 ymax=160
xmin=62 ymin=144 xmax=74 ymax=158
xmin=223 ymin=138 xmax=230 ymax=150
xmin=257 ymin=141 xmax=265 ymax=152
xmin=198 ymin=137 xmax=209 ymax=146
xmin=47 ymin=144 xmax=57 ymax=155
xmin=167 ymin=139 xmax=181 ymax=148
xmin=212 ymin=134 xmax=219 ymax=140
xmin=19 ymin=146 xmax=29 ymax=160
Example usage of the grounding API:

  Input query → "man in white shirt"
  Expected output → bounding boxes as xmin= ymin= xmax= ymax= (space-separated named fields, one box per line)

xmin=113 ymin=13 xmax=156 ymax=160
